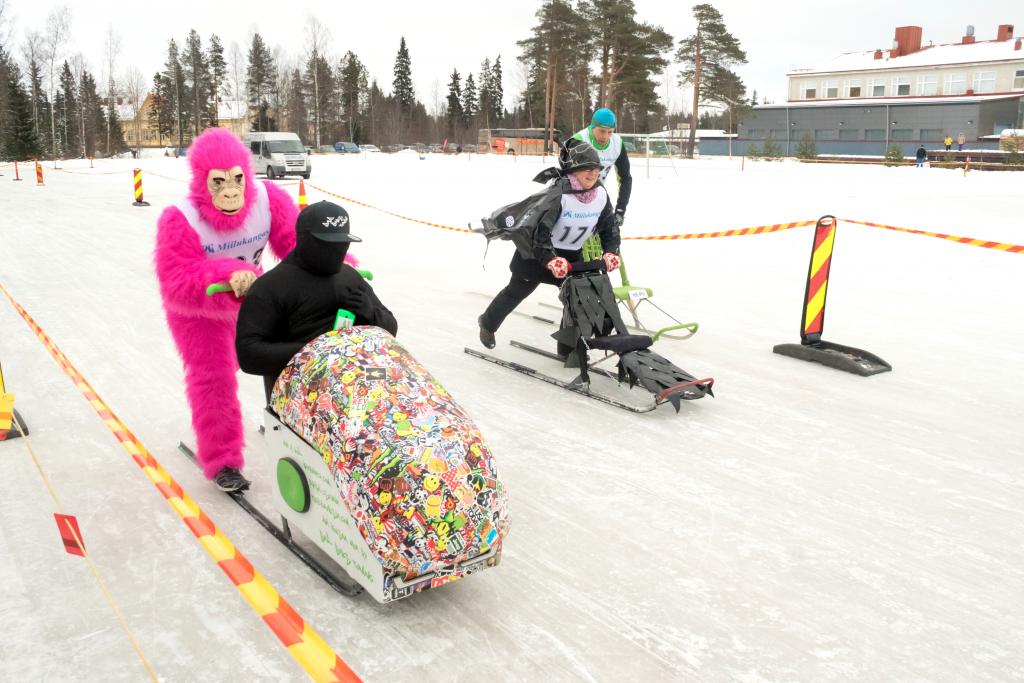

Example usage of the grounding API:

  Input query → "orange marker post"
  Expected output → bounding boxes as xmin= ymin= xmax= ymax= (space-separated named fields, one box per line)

xmin=34 ymin=160 xmax=44 ymax=186
xmin=132 ymin=168 xmax=150 ymax=206
xmin=772 ymin=215 xmax=892 ymax=376
xmin=13 ymin=160 xmax=23 ymax=181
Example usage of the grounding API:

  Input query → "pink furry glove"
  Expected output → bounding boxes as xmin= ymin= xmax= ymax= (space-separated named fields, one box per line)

xmin=602 ymin=252 xmax=621 ymax=272
xmin=545 ymin=257 xmax=570 ymax=279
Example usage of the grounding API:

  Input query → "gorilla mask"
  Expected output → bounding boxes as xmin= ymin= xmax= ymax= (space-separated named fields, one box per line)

xmin=187 ymin=128 xmax=257 ymax=232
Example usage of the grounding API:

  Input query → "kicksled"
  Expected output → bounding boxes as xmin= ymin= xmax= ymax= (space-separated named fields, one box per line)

xmin=185 ymin=327 xmax=509 ymax=603
xmin=468 ymin=260 xmax=714 ymax=413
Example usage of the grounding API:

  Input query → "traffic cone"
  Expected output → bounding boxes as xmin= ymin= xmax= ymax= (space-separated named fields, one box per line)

xmin=298 ymin=179 xmax=308 ymax=209
xmin=132 ymin=168 xmax=150 ymax=206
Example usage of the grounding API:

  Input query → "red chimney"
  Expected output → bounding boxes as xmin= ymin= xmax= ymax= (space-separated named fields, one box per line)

xmin=997 ymin=24 xmax=1014 ymax=41
xmin=962 ymin=35 xmax=976 ymax=44
xmin=874 ymin=49 xmax=883 ymax=60
xmin=1016 ymin=38 xmax=1022 ymax=50
xmin=892 ymin=26 xmax=923 ymax=57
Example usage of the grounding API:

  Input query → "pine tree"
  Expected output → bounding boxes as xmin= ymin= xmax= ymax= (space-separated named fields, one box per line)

xmin=445 ymin=68 xmax=462 ymax=140
xmin=0 ymin=47 xmax=11 ymax=146
xmin=762 ymin=134 xmax=783 ymax=160
xmin=78 ymin=70 xmax=104 ymax=157
xmin=57 ymin=61 xmax=78 ymax=156
xmin=392 ymin=37 xmax=413 ymax=133
xmin=676 ymin=4 xmax=746 ymax=158
xmin=461 ymin=73 xmax=477 ymax=135
xmin=490 ymin=56 xmax=503 ymax=124
xmin=305 ymin=52 xmax=335 ymax=146
xmin=796 ymin=131 xmax=817 ymax=160
xmin=4 ymin=61 xmax=42 ymax=159
xmin=883 ymin=144 xmax=904 ymax=166
xmin=339 ymin=51 xmax=367 ymax=143
xmin=207 ymin=34 xmax=227 ymax=126
xmin=148 ymin=72 xmax=173 ymax=147
xmin=285 ymin=67 xmax=307 ymax=142
xmin=183 ymin=30 xmax=209 ymax=137
xmin=26 ymin=58 xmax=51 ymax=154
xmin=106 ymin=102 xmax=127 ymax=155
xmin=246 ymin=32 xmax=275 ymax=132
xmin=478 ymin=58 xmax=493 ymax=129
xmin=518 ymin=1 xmax=582 ymax=147
xmin=163 ymin=39 xmax=188 ymax=147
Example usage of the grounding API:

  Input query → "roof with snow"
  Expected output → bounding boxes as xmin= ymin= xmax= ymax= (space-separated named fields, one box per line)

xmin=789 ymin=38 xmax=1024 ymax=76
xmin=755 ymin=94 xmax=1023 ymax=109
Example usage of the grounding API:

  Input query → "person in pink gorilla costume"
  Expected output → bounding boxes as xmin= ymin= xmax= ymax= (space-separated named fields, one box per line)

xmin=154 ymin=128 xmax=298 ymax=492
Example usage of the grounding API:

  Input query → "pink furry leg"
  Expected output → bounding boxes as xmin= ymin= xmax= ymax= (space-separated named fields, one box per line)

xmin=167 ymin=312 xmax=246 ymax=479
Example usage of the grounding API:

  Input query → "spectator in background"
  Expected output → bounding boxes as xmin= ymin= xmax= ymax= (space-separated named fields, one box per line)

xmin=944 ymin=134 xmax=953 ymax=151
xmin=915 ymin=146 xmax=927 ymax=168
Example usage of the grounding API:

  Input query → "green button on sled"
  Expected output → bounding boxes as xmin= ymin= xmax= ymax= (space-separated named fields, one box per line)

xmin=277 ymin=457 xmax=310 ymax=513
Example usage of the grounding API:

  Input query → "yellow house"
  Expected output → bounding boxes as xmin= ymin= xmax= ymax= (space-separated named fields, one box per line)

xmin=121 ymin=94 xmax=252 ymax=148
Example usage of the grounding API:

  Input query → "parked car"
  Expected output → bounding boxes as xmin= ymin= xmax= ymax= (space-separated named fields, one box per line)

xmin=413 ymin=143 xmax=428 ymax=153
xmin=463 ymin=143 xmax=477 ymax=153
xmin=317 ymin=145 xmax=336 ymax=153
xmin=360 ymin=144 xmax=381 ymax=153
xmin=243 ymin=131 xmax=311 ymax=179
xmin=334 ymin=141 xmax=360 ymax=154
xmin=444 ymin=142 xmax=459 ymax=153
xmin=428 ymin=144 xmax=443 ymax=153
xmin=384 ymin=144 xmax=403 ymax=153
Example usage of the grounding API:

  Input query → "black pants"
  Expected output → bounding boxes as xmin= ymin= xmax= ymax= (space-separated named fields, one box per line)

xmin=481 ymin=250 xmax=578 ymax=355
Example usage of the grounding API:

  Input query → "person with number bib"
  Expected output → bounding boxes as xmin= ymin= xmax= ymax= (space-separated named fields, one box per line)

xmin=478 ymin=140 xmax=620 ymax=356
xmin=236 ymin=201 xmax=397 ymax=403
xmin=571 ymin=108 xmax=632 ymax=229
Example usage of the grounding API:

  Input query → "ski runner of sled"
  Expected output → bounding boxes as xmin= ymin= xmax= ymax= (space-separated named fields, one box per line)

xmin=154 ymin=128 xmax=299 ymax=493
xmin=477 ymin=140 xmax=622 ymax=354
xmin=572 ymin=108 xmax=631 ymax=228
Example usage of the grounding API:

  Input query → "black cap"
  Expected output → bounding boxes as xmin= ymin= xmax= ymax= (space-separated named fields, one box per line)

xmin=296 ymin=200 xmax=362 ymax=243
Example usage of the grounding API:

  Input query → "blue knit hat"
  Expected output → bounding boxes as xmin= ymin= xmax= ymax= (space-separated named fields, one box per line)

xmin=591 ymin=108 xmax=617 ymax=129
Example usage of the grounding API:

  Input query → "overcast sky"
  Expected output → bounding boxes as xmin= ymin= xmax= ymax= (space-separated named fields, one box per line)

xmin=1 ymin=0 xmax=1018 ymax=113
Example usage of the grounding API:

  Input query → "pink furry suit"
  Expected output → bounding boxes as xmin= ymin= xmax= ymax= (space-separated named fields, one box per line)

xmin=153 ymin=129 xmax=298 ymax=479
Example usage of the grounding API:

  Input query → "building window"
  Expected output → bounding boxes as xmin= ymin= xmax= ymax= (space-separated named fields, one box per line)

xmin=846 ymin=79 xmax=862 ymax=97
xmin=814 ymin=129 xmax=836 ymax=140
xmin=920 ymin=129 xmax=943 ymax=141
xmin=838 ymin=129 xmax=861 ymax=140
xmin=791 ymin=129 xmax=808 ymax=141
xmin=944 ymin=73 xmax=966 ymax=95
xmin=891 ymin=128 xmax=913 ymax=141
xmin=748 ymin=129 xmax=766 ymax=139
xmin=771 ymin=129 xmax=788 ymax=140
xmin=800 ymin=82 xmax=817 ymax=99
xmin=917 ymin=75 xmax=938 ymax=96
xmin=972 ymin=71 xmax=996 ymax=93
xmin=870 ymin=79 xmax=886 ymax=97
xmin=1015 ymin=69 xmax=1024 ymax=90
xmin=865 ymin=129 xmax=886 ymax=140
xmin=823 ymin=80 xmax=839 ymax=98
xmin=892 ymin=76 xmax=910 ymax=96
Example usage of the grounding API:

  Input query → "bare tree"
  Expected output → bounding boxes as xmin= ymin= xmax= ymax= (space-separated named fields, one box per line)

xmin=69 ymin=53 xmax=87 ymax=157
xmin=103 ymin=24 xmax=121 ymax=155
xmin=304 ymin=16 xmax=331 ymax=148
xmin=227 ymin=41 xmax=247 ymax=128
xmin=123 ymin=65 xmax=147 ymax=154
xmin=0 ymin=0 xmax=11 ymax=50
xmin=41 ymin=5 xmax=71 ymax=157
xmin=21 ymin=31 xmax=44 ymax=137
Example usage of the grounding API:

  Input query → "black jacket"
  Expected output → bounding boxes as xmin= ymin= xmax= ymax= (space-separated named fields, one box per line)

xmin=481 ymin=177 xmax=620 ymax=267
xmin=236 ymin=252 xmax=398 ymax=399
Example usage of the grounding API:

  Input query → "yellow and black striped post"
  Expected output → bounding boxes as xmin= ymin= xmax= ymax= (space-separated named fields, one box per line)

xmin=132 ymin=168 xmax=150 ymax=207
xmin=0 ymin=361 xmax=28 ymax=441
xmin=773 ymin=215 xmax=891 ymax=376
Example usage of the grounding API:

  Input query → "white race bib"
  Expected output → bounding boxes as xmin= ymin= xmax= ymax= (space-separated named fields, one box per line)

xmin=550 ymin=187 xmax=607 ymax=250
xmin=176 ymin=181 xmax=272 ymax=267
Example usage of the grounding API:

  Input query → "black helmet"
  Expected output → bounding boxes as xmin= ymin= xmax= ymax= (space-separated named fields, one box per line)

xmin=559 ymin=139 xmax=602 ymax=173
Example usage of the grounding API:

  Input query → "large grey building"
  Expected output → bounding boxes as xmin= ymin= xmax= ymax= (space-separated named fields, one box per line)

xmin=702 ymin=22 xmax=1024 ymax=157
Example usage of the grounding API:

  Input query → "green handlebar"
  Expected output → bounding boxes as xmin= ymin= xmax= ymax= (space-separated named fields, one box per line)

xmin=205 ymin=268 xmax=373 ymax=296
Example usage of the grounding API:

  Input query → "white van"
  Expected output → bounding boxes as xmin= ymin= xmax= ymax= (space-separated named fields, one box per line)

xmin=243 ymin=132 xmax=311 ymax=179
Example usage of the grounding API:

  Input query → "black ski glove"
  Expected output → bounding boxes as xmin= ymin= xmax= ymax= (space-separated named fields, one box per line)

xmin=614 ymin=210 xmax=625 ymax=228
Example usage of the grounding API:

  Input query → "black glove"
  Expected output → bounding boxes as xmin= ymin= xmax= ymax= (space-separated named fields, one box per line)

xmin=614 ymin=210 xmax=625 ymax=228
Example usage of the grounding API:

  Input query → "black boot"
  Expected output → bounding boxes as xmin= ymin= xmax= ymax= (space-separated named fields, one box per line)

xmin=214 ymin=467 xmax=251 ymax=493
xmin=478 ymin=315 xmax=496 ymax=349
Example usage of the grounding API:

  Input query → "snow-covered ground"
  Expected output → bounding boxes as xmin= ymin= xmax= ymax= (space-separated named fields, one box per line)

xmin=1 ymin=151 xmax=1022 ymax=681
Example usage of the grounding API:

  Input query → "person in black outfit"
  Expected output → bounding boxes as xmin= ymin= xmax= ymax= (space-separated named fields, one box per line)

xmin=236 ymin=201 xmax=398 ymax=401
xmin=478 ymin=141 xmax=620 ymax=355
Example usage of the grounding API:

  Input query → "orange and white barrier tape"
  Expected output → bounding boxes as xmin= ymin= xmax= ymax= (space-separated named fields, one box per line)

xmin=622 ymin=220 xmax=817 ymax=241
xmin=0 ymin=282 xmax=361 ymax=683
xmin=840 ymin=218 xmax=1024 ymax=254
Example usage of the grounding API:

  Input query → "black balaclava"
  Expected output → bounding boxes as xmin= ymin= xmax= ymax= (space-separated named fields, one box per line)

xmin=294 ymin=233 xmax=349 ymax=276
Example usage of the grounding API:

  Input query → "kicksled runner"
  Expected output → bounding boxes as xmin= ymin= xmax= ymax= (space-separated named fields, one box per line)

xmin=184 ymin=327 xmax=509 ymax=603
xmin=467 ymin=260 xmax=714 ymax=413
